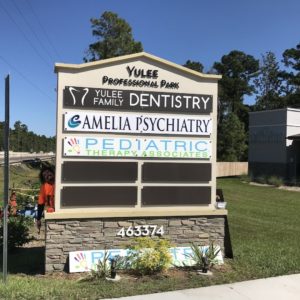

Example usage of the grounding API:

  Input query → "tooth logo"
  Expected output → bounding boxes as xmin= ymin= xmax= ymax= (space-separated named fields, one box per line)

xmin=68 ymin=115 xmax=81 ymax=128
xmin=69 ymin=87 xmax=89 ymax=106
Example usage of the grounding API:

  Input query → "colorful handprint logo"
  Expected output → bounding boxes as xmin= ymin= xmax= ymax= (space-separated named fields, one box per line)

xmin=74 ymin=252 xmax=89 ymax=271
xmin=67 ymin=138 xmax=81 ymax=154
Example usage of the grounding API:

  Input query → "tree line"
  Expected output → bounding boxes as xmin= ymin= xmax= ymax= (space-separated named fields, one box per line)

xmin=84 ymin=11 xmax=300 ymax=161
xmin=0 ymin=120 xmax=55 ymax=152
xmin=214 ymin=48 xmax=299 ymax=161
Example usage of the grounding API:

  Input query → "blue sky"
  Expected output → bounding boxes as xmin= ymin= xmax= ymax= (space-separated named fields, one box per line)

xmin=0 ymin=0 xmax=299 ymax=137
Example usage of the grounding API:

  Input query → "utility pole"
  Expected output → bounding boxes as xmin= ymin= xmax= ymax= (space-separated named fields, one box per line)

xmin=3 ymin=75 xmax=10 ymax=283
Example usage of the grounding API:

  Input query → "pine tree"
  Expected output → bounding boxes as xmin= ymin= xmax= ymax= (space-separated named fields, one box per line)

xmin=84 ymin=11 xmax=143 ymax=62
xmin=254 ymin=51 xmax=285 ymax=110
xmin=217 ymin=113 xmax=247 ymax=161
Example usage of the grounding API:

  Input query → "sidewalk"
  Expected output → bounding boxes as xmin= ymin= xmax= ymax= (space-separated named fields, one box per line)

xmin=104 ymin=274 xmax=300 ymax=300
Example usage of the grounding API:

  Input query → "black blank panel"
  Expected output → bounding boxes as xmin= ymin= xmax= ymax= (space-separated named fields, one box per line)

xmin=142 ymin=163 xmax=211 ymax=182
xmin=61 ymin=186 xmax=137 ymax=207
xmin=62 ymin=161 xmax=137 ymax=182
xmin=142 ymin=186 xmax=211 ymax=206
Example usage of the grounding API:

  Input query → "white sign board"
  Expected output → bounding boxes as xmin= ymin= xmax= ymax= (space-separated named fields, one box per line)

xmin=69 ymin=246 xmax=223 ymax=273
xmin=54 ymin=53 xmax=220 ymax=212
xmin=64 ymin=111 xmax=212 ymax=136
xmin=64 ymin=136 xmax=212 ymax=159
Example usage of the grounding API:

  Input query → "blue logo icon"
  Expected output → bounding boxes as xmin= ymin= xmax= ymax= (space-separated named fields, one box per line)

xmin=68 ymin=115 xmax=81 ymax=128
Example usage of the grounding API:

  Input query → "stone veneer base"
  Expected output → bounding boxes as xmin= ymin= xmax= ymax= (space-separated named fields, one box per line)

xmin=45 ymin=215 xmax=226 ymax=273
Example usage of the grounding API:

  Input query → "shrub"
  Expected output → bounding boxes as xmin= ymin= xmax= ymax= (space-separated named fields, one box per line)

xmin=90 ymin=249 xmax=111 ymax=279
xmin=267 ymin=176 xmax=284 ymax=187
xmin=240 ymin=174 xmax=251 ymax=183
xmin=86 ymin=250 xmax=126 ymax=281
xmin=127 ymin=237 xmax=173 ymax=275
xmin=255 ymin=176 xmax=267 ymax=184
xmin=186 ymin=242 xmax=220 ymax=272
xmin=0 ymin=216 xmax=33 ymax=250
xmin=16 ymin=193 xmax=36 ymax=210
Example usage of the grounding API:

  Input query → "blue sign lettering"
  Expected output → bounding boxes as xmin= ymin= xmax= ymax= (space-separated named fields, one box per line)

xmin=145 ymin=140 xmax=159 ymax=151
xmin=91 ymin=251 xmax=104 ymax=264
xmin=86 ymin=138 xmax=97 ymax=148
xmin=174 ymin=141 xmax=187 ymax=151
xmin=120 ymin=139 xmax=131 ymax=150
xmin=195 ymin=141 xmax=207 ymax=151
xmin=102 ymin=139 xmax=114 ymax=150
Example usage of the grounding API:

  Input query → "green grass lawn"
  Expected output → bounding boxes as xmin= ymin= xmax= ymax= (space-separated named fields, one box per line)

xmin=0 ymin=177 xmax=300 ymax=299
xmin=220 ymin=178 xmax=300 ymax=279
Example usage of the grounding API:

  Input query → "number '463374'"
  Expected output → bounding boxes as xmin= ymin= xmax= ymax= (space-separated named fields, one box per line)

xmin=116 ymin=225 xmax=164 ymax=237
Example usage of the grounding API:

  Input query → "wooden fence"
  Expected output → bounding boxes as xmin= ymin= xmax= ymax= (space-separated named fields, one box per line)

xmin=217 ymin=162 xmax=248 ymax=177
